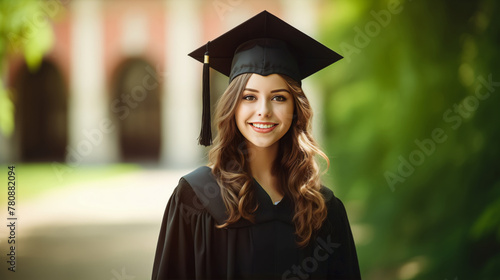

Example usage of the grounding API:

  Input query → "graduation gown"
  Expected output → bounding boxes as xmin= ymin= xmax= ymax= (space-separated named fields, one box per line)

xmin=152 ymin=166 xmax=361 ymax=280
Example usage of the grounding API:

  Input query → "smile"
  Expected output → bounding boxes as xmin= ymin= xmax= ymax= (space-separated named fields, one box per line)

xmin=250 ymin=123 xmax=278 ymax=133
xmin=252 ymin=123 xmax=276 ymax=129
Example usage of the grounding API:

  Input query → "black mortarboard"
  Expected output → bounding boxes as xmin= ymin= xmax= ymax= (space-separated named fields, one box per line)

xmin=189 ymin=10 xmax=342 ymax=146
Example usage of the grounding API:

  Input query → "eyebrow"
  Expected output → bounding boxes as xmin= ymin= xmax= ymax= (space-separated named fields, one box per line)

xmin=244 ymin=88 xmax=291 ymax=94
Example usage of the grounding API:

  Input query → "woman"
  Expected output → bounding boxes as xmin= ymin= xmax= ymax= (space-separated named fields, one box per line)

xmin=152 ymin=11 xmax=361 ymax=280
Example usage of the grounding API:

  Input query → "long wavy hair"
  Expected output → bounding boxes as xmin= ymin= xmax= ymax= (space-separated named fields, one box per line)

xmin=208 ymin=73 xmax=329 ymax=246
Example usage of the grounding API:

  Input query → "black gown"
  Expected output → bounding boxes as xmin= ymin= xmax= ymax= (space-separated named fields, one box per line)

xmin=152 ymin=166 xmax=361 ymax=280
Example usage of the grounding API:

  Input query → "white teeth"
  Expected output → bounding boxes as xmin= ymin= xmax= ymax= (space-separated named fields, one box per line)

xmin=252 ymin=123 xmax=275 ymax=129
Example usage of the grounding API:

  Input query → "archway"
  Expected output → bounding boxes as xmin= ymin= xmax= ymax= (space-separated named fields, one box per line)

xmin=111 ymin=58 xmax=161 ymax=162
xmin=14 ymin=60 xmax=68 ymax=162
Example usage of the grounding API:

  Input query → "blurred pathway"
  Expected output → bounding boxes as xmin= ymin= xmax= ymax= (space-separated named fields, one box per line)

xmin=19 ymin=168 xmax=190 ymax=231
xmin=1 ymin=167 xmax=191 ymax=280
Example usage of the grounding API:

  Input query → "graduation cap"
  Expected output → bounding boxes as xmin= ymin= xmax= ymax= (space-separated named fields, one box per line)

xmin=189 ymin=10 xmax=342 ymax=146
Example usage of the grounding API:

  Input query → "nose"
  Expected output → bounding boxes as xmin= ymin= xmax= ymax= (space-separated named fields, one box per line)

xmin=257 ymin=99 xmax=272 ymax=117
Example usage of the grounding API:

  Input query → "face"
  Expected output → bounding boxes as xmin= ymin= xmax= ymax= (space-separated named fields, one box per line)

xmin=235 ymin=74 xmax=295 ymax=149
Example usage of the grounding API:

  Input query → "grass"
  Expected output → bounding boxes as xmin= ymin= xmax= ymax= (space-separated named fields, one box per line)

xmin=1 ymin=163 xmax=142 ymax=204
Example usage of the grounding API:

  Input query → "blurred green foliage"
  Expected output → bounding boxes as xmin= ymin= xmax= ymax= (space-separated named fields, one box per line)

xmin=319 ymin=0 xmax=500 ymax=279
xmin=0 ymin=0 xmax=55 ymax=136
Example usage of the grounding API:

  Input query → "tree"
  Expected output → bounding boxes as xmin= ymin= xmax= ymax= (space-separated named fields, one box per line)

xmin=319 ymin=0 xmax=500 ymax=278
xmin=0 ymin=0 xmax=57 ymax=136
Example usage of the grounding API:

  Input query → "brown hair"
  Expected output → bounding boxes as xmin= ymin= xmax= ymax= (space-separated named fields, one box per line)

xmin=208 ymin=73 xmax=329 ymax=246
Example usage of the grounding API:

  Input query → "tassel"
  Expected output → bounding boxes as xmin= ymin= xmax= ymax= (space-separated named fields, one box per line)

xmin=199 ymin=43 xmax=212 ymax=146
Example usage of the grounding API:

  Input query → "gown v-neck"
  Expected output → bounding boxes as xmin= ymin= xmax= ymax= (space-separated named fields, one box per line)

xmin=253 ymin=177 xmax=284 ymax=206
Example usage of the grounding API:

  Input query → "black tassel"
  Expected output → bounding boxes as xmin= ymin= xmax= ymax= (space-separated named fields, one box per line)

xmin=199 ymin=43 xmax=212 ymax=146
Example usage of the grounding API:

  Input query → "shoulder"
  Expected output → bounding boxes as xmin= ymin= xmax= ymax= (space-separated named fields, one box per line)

xmin=317 ymin=186 xmax=354 ymax=242
xmin=319 ymin=185 xmax=334 ymax=202
xmin=171 ymin=176 xmax=207 ymax=215
xmin=176 ymin=166 xmax=228 ymax=223
xmin=319 ymin=185 xmax=343 ymax=210
xmin=180 ymin=166 xmax=221 ymax=204
xmin=182 ymin=166 xmax=214 ymax=185
xmin=319 ymin=185 xmax=348 ymax=218
xmin=168 ymin=166 xmax=214 ymax=212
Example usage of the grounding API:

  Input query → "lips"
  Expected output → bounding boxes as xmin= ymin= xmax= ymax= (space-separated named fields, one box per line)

xmin=249 ymin=122 xmax=278 ymax=133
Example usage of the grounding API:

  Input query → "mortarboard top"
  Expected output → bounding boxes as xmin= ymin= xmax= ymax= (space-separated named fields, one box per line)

xmin=188 ymin=10 xmax=342 ymax=146
xmin=189 ymin=10 xmax=342 ymax=82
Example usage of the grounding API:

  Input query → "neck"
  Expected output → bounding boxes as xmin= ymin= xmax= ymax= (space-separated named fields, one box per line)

xmin=246 ymin=141 xmax=283 ymax=201
xmin=246 ymin=141 xmax=279 ymax=178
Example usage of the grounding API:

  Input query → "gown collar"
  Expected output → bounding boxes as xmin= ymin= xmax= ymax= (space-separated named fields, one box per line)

xmin=183 ymin=166 xmax=294 ymax=229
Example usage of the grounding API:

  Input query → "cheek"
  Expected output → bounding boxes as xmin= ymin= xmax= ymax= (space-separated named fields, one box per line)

xmin=234 ymin=104 xmax=243 ymax=123
xmin=234 ymin=104 xmax=248 ymax=129
xmin=280 ymin=103 xmax=295 ymax=124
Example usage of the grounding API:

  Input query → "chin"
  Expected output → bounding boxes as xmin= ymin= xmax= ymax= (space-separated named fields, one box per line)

xmin=247 ymin=139 xmax=279 ymax=149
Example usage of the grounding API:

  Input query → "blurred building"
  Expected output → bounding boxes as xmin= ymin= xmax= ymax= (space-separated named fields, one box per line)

xmin=1 ymin=0 xmax=324 ymax=168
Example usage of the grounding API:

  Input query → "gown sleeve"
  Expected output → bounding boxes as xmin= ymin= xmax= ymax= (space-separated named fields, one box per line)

xmin=151 ymin=178 xmax=205 ymax=280
xmin=327 ymin=196 xmax=362 ymax=279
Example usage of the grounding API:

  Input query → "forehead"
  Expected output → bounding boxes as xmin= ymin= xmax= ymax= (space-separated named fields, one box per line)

xmin=245 ymin=74 xmax=289 ymax=91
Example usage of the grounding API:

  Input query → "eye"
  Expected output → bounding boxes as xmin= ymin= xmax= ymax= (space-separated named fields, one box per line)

xmin=272 ymin=95 xmax=287 ymax=102
xmin=242 ymin=95 xmax=256 ymax=101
